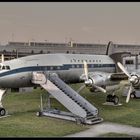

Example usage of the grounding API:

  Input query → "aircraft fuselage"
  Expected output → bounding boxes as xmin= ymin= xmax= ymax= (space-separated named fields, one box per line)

xmin=0 ymin=53 xmax=116 ymax=88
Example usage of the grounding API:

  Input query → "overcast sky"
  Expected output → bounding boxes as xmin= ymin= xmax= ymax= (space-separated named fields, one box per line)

xmin=0 ymin=2 xmax=140 ymax=45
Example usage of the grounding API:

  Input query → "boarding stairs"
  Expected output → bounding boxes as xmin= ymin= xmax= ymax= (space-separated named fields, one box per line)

xmin=32 ymin=72 xmax=103 ymax=124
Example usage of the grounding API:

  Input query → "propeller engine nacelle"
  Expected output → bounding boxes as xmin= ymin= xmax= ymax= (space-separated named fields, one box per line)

xmin=85 ymin=74 xmax=105 ymax=87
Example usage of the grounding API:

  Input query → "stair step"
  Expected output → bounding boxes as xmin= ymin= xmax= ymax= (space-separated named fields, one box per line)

xmin=86 ymin=115 xmax=95 ymax=120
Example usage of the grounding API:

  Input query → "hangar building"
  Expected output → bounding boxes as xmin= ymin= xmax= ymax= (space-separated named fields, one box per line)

xmin=0 ymin=41 xmax=139 ymax=61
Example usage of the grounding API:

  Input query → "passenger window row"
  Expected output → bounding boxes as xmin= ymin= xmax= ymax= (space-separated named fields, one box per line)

xmin=71 ymin=59 xmax=101 ymax=63
xmin=0 ymin=65 xmax=10 ymax=70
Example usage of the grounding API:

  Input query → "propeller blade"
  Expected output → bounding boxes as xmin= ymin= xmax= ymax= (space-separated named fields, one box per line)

xmin=83 ymin=61 xmax=88 ymax=81
xmin=126 ymin=84 xmax=133 ymax=103
xmin=117 ymin=62 xmax=131 ymax=78
xmin=92 ymin=84 xmax=106 ymax=93
xmin=76 ymin=84 xmax=86 ymax=93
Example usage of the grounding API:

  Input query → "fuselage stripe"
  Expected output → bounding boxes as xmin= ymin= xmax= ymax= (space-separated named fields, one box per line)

xmin=0 ymin=64 xmax=115 ymax=77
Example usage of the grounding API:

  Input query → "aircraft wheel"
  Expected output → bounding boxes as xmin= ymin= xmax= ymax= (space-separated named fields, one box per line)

xmin=36 ymin=111 xmax=42 ymax=117
xmin=112 ymin=95 xmax=119 ymax=105
xmin=130 ymin=92 xmax=136 ymax=99
xmin=0 ymin=108 xmax=6 ymax=116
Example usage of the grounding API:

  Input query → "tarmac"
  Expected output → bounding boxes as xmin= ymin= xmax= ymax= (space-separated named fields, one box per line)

xmin=65 ymin=122 xmax=140 ymax=137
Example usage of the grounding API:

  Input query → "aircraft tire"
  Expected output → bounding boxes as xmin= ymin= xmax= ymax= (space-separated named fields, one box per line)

xmin=0 ymin=108 xmax=6 ymax=116
xmin=130 ymin=92 xmax=136 ymax=99
xmin=113 ymin=95 xmax=119 ymax=105
xmin=36 ymin=111 xmax=42 ymax=117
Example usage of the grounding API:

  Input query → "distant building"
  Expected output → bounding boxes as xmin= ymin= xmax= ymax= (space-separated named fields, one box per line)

xmin=0 ymin=41 xmax=140 ymax=61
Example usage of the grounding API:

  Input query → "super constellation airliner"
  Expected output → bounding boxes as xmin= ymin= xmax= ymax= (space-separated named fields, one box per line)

xmin=0 ymin=42 xmax=138 ymax=124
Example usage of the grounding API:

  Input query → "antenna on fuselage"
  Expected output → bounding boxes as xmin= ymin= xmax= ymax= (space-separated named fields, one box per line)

xmin=106 ymin=41 xmax=113 ymax=55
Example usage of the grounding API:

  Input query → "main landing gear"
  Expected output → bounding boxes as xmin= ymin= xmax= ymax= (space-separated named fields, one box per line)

xmin=103 ymin=94 xmax=121 ymax=106
xmin=106 ymin=94 xmax=119 ymax=105
xmin=0 ymin=89 xmax=7 ymax=116
xmin=0 ymin=107 xmax=6 ymax=116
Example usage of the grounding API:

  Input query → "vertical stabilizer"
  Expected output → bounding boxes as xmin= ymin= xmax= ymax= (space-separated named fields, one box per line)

xmin=106 ymin=41 xmax=113 ymax=55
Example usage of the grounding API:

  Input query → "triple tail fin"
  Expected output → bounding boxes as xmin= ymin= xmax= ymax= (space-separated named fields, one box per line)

xmin=106 ymin=41 xmax=113 ymax=55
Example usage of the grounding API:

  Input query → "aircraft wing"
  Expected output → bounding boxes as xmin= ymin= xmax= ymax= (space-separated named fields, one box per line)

xmin=110 ymin=73 xmax=128 ymax=80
